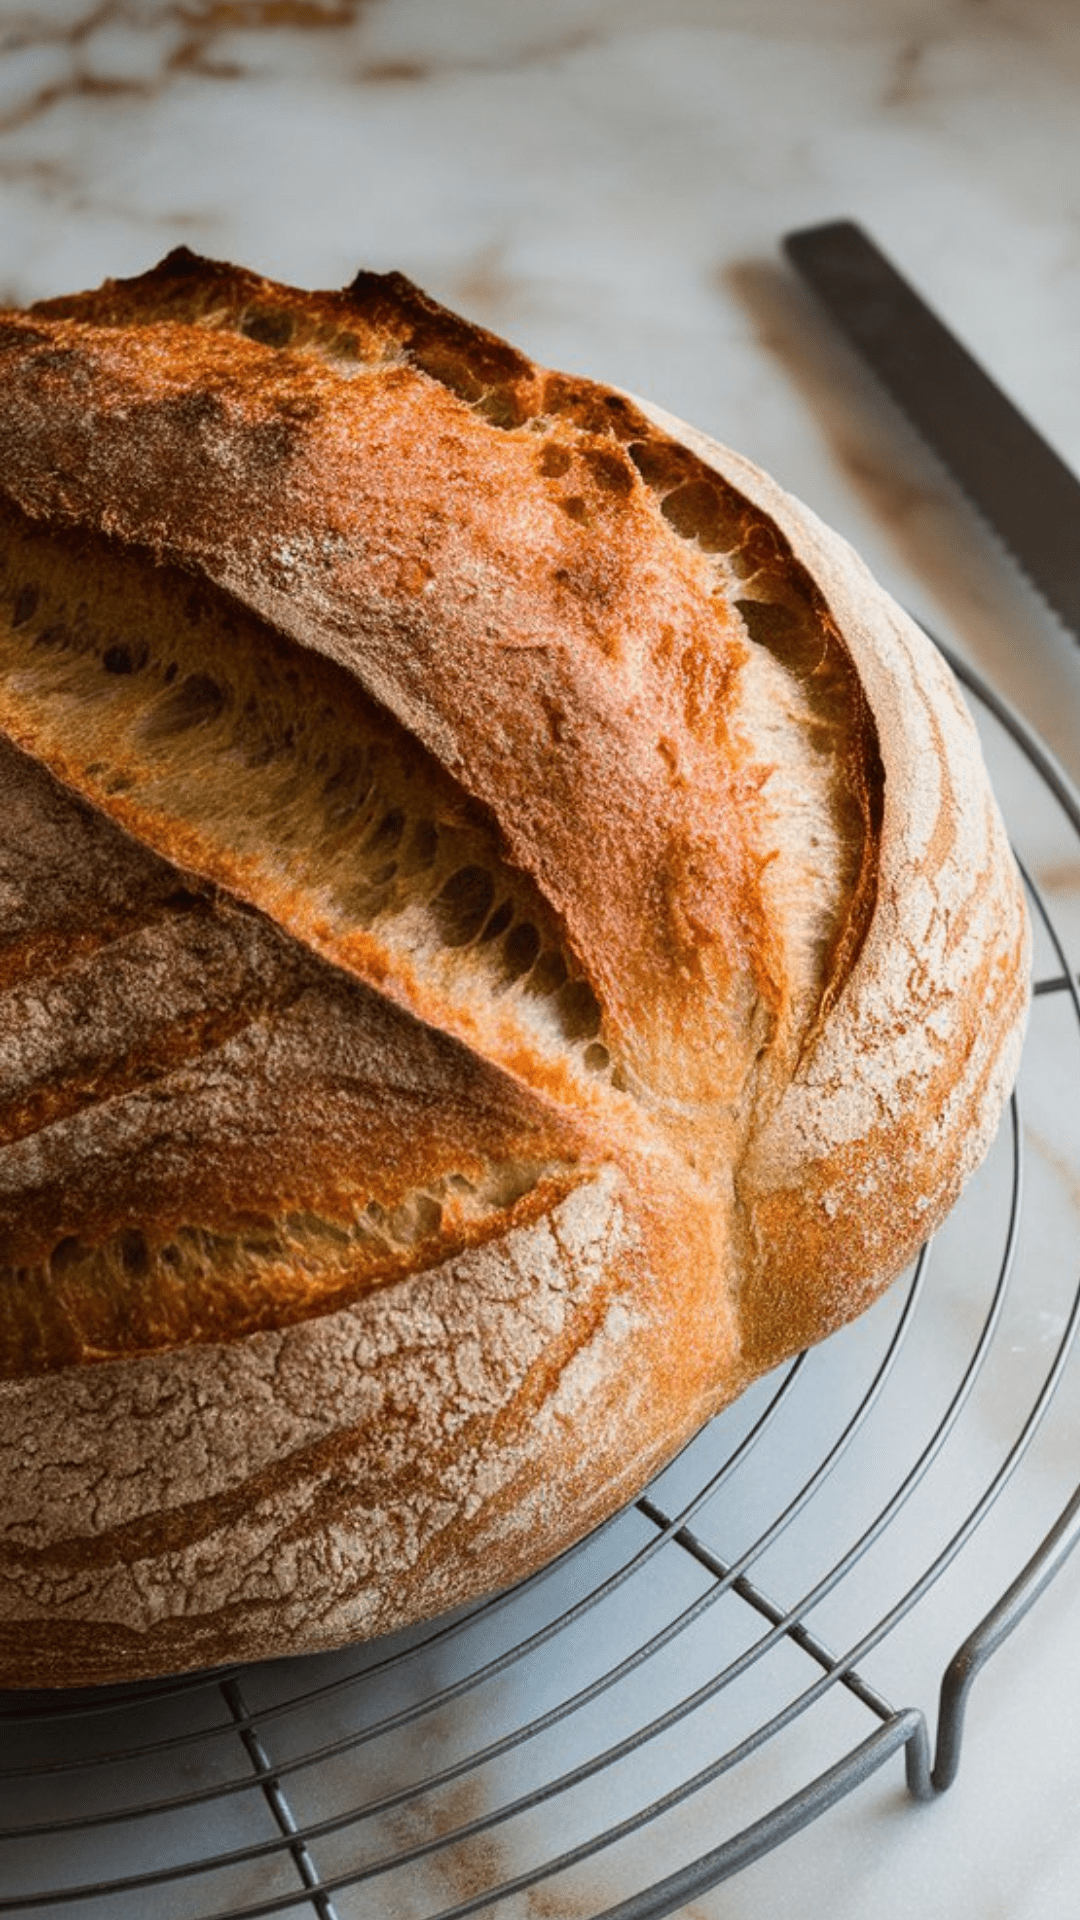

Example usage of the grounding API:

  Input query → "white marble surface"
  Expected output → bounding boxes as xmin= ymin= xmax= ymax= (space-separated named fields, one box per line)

xmin=3 ymin=3 xmax=1080 ymax=1917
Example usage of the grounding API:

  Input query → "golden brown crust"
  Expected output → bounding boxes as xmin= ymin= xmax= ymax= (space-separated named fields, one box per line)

xmin=0 ymin=256 xmax=1029 ymax=1685
xmin=0 ymin=259 xmax=882 ymax=1121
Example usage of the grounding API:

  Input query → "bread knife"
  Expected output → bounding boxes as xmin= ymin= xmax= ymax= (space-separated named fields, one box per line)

xmin=782 ymin=218 xmax=1080 ymax=641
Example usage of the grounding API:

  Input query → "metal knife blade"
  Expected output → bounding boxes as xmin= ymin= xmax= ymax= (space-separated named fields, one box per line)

xmin=783 ymin=218 xmax=1080 ymax=640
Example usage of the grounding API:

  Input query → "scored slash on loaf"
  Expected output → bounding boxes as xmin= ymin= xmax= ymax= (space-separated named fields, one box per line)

xmin=0 ymin=252 xmax=1029 ymax=1686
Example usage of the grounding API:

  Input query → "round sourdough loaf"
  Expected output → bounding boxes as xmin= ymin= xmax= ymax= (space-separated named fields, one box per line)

xmin=0 ymin=254 xmax=1028 ymax=1686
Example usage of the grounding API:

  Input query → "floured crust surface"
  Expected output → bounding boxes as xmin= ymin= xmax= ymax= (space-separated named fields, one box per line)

xmin=2 ymin=1176 xmax=738 ymax=1680
xmin=0 ymin=254 xmax=1029 ymax=1686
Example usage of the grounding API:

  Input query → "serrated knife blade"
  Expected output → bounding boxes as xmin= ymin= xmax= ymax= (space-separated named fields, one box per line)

xmin=782 ymin=218 xmax=1080 ymax=640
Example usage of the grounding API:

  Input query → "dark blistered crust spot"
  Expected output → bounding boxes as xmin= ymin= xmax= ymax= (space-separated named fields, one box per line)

xmin=239 ymin=308 xmax=295 ymax=349
xmin=580 ymin=445 xmax=635 ymax=498
xmin=538 ymin=443 xmax=572 ymax=478
xmin=11 ymin=583 xmax=38 ymax=628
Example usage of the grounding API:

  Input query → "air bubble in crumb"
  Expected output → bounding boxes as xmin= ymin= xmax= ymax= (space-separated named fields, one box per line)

xmin=502 ymin=922 xmax=541 ymax=980
xmin=527 ymin=950 xmax=569 ymax=997
xmin=557 ymin=978 xmax=602 ymax=1041
xmin=434 ymin=865 xmax=497 ymax=946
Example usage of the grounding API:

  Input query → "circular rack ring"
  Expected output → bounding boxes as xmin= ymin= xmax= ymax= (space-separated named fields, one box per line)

xmin=3 ymin=643 xmax=1080 ymax=1920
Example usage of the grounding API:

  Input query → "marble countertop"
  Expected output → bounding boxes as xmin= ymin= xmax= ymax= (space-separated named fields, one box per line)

xmin=3 ymin=4 xmax=1080 ymax=1917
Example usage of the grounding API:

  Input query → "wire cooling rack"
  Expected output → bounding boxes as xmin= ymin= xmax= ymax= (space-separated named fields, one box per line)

xmin=3 ymin=647 xmax=1080 ymax=1920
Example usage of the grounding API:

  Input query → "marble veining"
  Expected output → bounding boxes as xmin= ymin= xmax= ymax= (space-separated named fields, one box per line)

xmin=2 ymin=4 xmax=1080 ymax=1917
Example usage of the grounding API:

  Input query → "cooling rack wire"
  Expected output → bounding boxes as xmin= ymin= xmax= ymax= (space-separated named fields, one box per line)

xmin=4 ymin=646 xmax=1080 ymax=1920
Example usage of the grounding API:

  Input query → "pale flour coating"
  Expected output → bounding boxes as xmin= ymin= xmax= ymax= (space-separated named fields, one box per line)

xmin=1 ymin=1178 xmax=673 ymax=1662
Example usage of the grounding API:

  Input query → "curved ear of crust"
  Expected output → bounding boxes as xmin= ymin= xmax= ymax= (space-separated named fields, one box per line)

xmin=645 ymin=413 xmax=1029 ymax=1358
